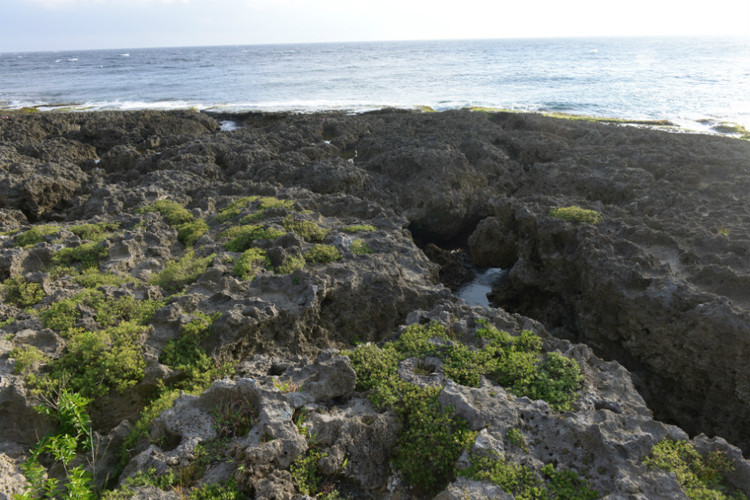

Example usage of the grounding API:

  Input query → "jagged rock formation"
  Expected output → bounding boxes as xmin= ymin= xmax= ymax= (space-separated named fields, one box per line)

xmin=1 ymin=109 xmax=749 ymax=499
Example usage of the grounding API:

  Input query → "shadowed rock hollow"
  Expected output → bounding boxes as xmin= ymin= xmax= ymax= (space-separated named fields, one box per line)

xmin=1 ymin=109 xmax=749 ymax=499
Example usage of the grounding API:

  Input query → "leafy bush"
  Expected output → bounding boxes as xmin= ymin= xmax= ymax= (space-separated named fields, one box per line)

xmin=177 ymin=218 xmax=209 ymax=247
xmin=10 ymin=346 xmax=48 ymax=375
xmin=233 ymin=248 xmax=270 ymax=281
xmin=394 ymin=386 xmax=476 ymax=494
xmin=15 ymin=225 xmax=59 ymax=247
xmin=275 ymin=254 xmax=305 ymax=275
xmin=220 ymin=225 xmax=285 ymax=252
xmin=350 ymin=239 xmax=372 ymax=255
xmin=69 ymin=222 xmax=120 ymax=242
xmin=137 ymin=200 xmax=193 ymax=226
xmin=51 ymin=242 xmax=108 ymax=269
xmin=541 ymin=464 xmax=599 ymax=500
xmin=72 ymin=268 xmax=137 ymax=288
xmin=291 ymin=448 xmax=328 ymax=496
xmin=49 ymin=321 xmax=147 ymax=398
xmin=2 ymin=276 xmax=45 ymax=307
xmin=152 ymin=251 xmax=215 ymax=293
xmin=213 ymin=197 xmax=256 ymax=224
xmin=644 ymin=439 xmax=746 ymax=500
xmin=304 ymin=244 xmax=341 ymax=264
xmin=549 ymin=206 xmax=602 ymax=225
xmin=282 ymin=216 xmax=329 ymax=242
xmin=342 ymin=224 xmax=376 ymax=233
xmin=460 ymin=455 xmax=546 ymax=499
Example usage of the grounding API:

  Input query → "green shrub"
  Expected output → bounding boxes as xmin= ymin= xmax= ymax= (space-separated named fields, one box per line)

xmin=48 ymin=321 xmax=147 ymax=398
xmin=94 ymin=295 xmax=163 ymax=327
xmin=342 ymin=224 xmax=376 ymax=233
xmin=644 ymin=439 xmax=746 ymax=500
xmin=350 ymin=239 xmax=372 ymax=255
xmin=282 ymin=216 xmax=329 ymax=242
xmin=233 ymin=248 xmax=270 ymax=281
xmin=394 ymin=386 xmax=476 ymax=494
xmin=137 ymin=200 xmax=193 ymax=226
xmin=72 ymin=268 xmax=136 ymax=288
xmin=3 ymin=276 xmax=45 ymax=307
xmin=213 ymin=197 xmax=256 ymax=224
xmin=10 ymin=346 xmax=48 ymax=375
xmin=120 ymin=390 xmax=181 ymax=464
xmin=506 ymin=428 xmax=529 ymax=453
xmin=460 ymin=455 xmax=546 ymax=499
xmin=220 ymin=225 xmax=285 ymax=252
xmin=69 ymin=222 xmax=120 ymax=242
xmin=304 ymin=244 xmax=341 ymax=264
xmin=291 ymin=448 xmax=328 ymax=496
xmin=275 ymin=254 xmax=305 ymax=275
xmin=51 ymin=242 xmax=108 ymax=269
xmin=189 ymin=481 xmax=247 ymax=500
xmin=152 ymin=251 xmax=215 ymax=293
xmin=40 ymin=289 xmax=100 ymax=335
xmin=541 ymin=464 xmax=599 ymax=500
xmin=15 ymin=225 xmax=60 ymax=247
xmin=177 ymin=219 xmax=209 ymax=247
xmin=240 ymin=197 xmax=296 ymax=224
xmin=549 ymin=206 xmax=602 ymax=225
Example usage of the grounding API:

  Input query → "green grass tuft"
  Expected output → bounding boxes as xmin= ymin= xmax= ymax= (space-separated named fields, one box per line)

xmin=282 ymin=216 xmax=329 ymax=242
xmin=342 ymin=224 xmax=376 ymax=233
xmin=220 ymin=225 xmax=285 ymax=252
xmin=152 ymin=251 xmax=215 ymax=294
xmin=69 ymin=222 xmax=120 ymax=243
xmin=304 ymin=244 xmax=341 ymax=264
xmin=137 ymin=200 xmax=194 ymax=226
xmin=2 ymin=276 xmax=45 ymax=307
xmin=15 ymin=225 xmax=60 ymax=247
xmin=51 ymin=242 xmax=108 ymax=269
xmin=549 ymin=206 xmax=602 ymax=225
xmin=233 ymin=248 xmax=271 ymax=281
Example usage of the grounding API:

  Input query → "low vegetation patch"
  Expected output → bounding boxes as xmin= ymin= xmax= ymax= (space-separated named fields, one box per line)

xmin=240 ymin=196 xmax=296 ymax=224
xmin=51 ymin=242 xmax=108 ymax=269
xmin=283 ymin=216 xmax=329 ymax=242
xmin=342 ymin=224 xmax=376 ymax=233
xmin=233 ymin=248 xmax=271 ymax=281
xmin=549 ymin=206 xmax=603 ymax=225
xmin=213 ymin=197 xmax=256 ymax=224
xmin=304 ymin=244 xmax=341 ymax=264
xmin=2 ymin=276 xmax=45 ymax=308
xmin=138 ymin=200 xmax=208 ymax=247
xmin=14 ymin=225 xmax=60 ymax=247
xmin=69 ymin=222 xmax=120 ymax=242
xmin=220 ymin=225 xmax=285 ymax=252
xmin=152 ymin=251 xmax=215 ymax=293
xmin=275 ymin=254 xmax=306 ymax=275
xmin=350 ymin=239 xmax=372 ymax=255
xmin=644 ymin=439 xmax=746 ymax=500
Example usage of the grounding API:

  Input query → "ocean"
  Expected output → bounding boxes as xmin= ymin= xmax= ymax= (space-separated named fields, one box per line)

xmin=1 ymin=37 xmax=749 ymax=132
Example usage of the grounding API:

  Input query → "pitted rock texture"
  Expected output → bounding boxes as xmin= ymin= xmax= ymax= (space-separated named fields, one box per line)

xmin=1 ymin=109 xmax=750 ymax=498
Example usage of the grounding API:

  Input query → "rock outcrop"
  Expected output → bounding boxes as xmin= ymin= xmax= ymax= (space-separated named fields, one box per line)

xmin=1 ymin=109 xmax=749 ymax=499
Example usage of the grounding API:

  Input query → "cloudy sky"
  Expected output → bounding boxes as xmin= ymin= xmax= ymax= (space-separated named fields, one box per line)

xmin=2 ymin=0 xmax=749 ymax=52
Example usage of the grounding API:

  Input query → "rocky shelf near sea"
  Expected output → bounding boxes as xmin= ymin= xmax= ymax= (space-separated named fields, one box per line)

xmin=1 ymin=109 xmax=750 ymax=499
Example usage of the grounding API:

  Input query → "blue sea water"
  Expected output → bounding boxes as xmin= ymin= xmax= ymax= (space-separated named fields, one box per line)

xmin=1 ymin=37 xmax=749 ymax=131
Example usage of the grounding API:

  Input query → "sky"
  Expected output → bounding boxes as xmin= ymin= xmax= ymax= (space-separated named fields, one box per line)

xmin=1 ymin=0 xmax=749 ymax=52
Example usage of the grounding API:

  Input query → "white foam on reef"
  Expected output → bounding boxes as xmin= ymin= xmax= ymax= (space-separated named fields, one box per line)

xmin=220 ymin=120 xmax=241 ymax=131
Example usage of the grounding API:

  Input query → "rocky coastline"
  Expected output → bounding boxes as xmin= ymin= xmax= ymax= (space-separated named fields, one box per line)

xmin=1 ymin=109 xmax=750 ymax=499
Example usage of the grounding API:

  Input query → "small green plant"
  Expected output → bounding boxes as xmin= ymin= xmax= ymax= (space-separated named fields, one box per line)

xmin=120 ymin=390 xmax=181 ymax=465
xmin=152 ymin=251 xmax=215 ymax=293
xmin=212 ymin=397 xmax=257 ymax=438
xmin=51 ymin=242 xmax=108 ymax=269
xmin=304 ymin=244 xmax=341 ymax=264
xmin=350 ymin=239 xmax=372 ymax=255
xmin=14 ymin=225 xmax=60 ymax=247
xmin=644 ymin=439 xmax=746 ymax=500
xmin=15 ymin=390 xmax=95 ymax=500
xmin=69 ymin=222 xmax=120 ymax=243
xmin=45 ymin=321 xmax=147 ymax=398
xmin=460 ymin=454 xmax=546 ymax=499
xmin=290 ymin=445 xmax=328 ymax=496
xmin=240 ymin=197 xmax=296 ymax=224
xmin=72 ymin=268 xmax=137 ymax=288
xmin=274 ymin=379 xmax=301 ymax=394
xmin=189 ymin=481 xmax=247 ymax=500
xmin=233 ymin=248 xmax=271 ymax=281
xmin=137 ymin=200 xmax=193 ymax=226
xmin=282 ymin=216 xmax=329 ymax=242
xmin=220 ymin=225 xmax=285 ymax=252
xmin=506 ymin=428 xmax=529 ymax=453
xmin=342 ymin=224 xmax=376 ymax=233
xmin=541 ymin=463 xmax=599 ymax=499
xmin=10 ymin=346 xmax=48 ymax=375
xmin=3 ymin=276 xmax=45 ymax=307
xmin=177 ymin=219 xmax=209 ymax=247
xmin=549 ymin=206 xmax=602 ymax=225
xmin=213 ymin=197 xmax=256 ymax=224
xmin=275 ymin=254 xmax=305 ymax=275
